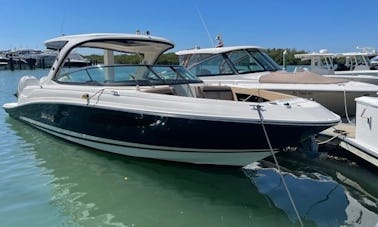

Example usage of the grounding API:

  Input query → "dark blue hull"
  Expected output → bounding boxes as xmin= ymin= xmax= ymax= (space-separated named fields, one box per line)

xmin=5 ymin=103 xmax=333 ymax=151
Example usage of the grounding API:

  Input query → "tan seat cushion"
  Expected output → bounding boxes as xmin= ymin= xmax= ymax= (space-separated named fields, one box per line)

xmin=259 ymin=71 xmax=348 ymax=84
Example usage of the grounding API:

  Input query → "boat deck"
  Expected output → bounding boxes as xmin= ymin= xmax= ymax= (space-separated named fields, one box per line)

xmin=319 ymin=123 xmax=378 ymax=167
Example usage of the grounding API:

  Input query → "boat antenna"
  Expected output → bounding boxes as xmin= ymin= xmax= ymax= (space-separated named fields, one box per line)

xmin=215 ymin=35 xmax=224 ymax=48
xmin=59 ymin=6 xmax=67 ymax=37
xmin=196 ymin=6 xmax=214 ymax=47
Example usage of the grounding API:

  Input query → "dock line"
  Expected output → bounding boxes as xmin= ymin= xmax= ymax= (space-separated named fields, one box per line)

xmin=316 ymin=127 xmax=348 ymax=145
xmin=342 ymin=86 xmax=354 ymax=124
xmin=253 ymin=104 xmax=304 ymax=227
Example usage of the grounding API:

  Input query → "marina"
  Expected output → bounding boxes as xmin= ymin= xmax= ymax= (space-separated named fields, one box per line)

xmin=1 ymin=62 xmax=377 ymax=226
xmin=0 ymin=49 xmax=91 ymax=70
xmin=2 ymin=0 xmax=378 ymax=226
xmin=1 ymin=33 xmax=378 ymax=226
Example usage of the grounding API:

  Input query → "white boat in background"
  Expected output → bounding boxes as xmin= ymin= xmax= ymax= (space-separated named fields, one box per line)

xmin=0 ymin=48 xmax=91 ymax=69
xmin=294 ymin=49 xmax=378 ymax=84
xmin=369 ymin=55 xmax=378 ymax=70
xmin=0 ymin=51 xmax=8 ymax=68
xmin=2 ymin=33 xmax=341 ymax=166
xmin=16 ymin=49 xmax=91 ymax=68
xmin=176 ymin=46 xmax=378 ymax=117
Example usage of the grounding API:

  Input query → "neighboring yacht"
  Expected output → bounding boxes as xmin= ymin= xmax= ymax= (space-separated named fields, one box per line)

xmin=370 ymin=55 xmax=378 ymax=70
xmin=294 ymin=49 xmax=378 ymax=84
xmin=3 ymin=33 xmax=340 ymax=166
xmin=176 ymin=46 xmax=378 ymax=117
xmin=0 ymin=51 xmax=8 ymax=68
xmin=10 ymin=49 xmax=91 ymax=68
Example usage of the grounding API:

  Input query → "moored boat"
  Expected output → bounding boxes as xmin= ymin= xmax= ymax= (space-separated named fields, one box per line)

xmin=3 ymin=33 xmax=340 ymax=166
xmin=176 ymin=46 xmax=378 ymax=117
xmin=294 ymin=49 xmax=378 ymax=84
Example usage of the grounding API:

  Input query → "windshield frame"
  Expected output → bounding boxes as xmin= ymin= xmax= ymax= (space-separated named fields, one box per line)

xmin=53 ymin=64 xmax=203 ymax=86
xmin=184 ymin=48 xmax=281 ymax=77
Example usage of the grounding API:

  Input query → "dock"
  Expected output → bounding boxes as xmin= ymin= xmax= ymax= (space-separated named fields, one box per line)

xmin=319 ymin=123 xmax=378 ymax=167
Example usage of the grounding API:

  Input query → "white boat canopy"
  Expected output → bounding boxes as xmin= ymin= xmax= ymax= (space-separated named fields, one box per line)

xmin=43 ymin=33 xmax=175 ymax=82
xmin=175 ymin=46 xmax=264 ymax=55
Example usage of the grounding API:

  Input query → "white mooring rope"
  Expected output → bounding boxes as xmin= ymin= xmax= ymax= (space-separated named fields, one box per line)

xmin=342 ymin=85 xmax=354 ymax=125
xmin=254 ymin=104 xmax=304 ymax=227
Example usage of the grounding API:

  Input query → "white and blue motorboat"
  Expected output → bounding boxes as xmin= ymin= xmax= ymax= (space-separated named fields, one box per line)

xmin=3 ymin=33 xmax=340 ymax=166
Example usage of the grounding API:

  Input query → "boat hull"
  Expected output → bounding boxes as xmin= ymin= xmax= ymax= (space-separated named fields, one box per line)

xmin=272 ymin=89 xmax=372 ymax=118
xmin=4 ymin=102 xmax=333 ymax=166
xmin=334 ymin=70 xmax=378 ymax=77
xmin=324 ymin=74 xmax=378 ymax=85
xmin=202 ymin=79 xmax=377 ymax=117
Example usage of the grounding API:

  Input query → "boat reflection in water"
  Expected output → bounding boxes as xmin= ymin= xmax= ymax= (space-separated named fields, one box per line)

xmin=243 ymin=152 xmax=378 ymax=226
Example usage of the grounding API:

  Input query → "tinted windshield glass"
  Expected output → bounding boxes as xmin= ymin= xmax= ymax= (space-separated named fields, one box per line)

xmin=227 ymin=50 xmax=265 ymax=73
xmin=55 ymin=65 xmax=202 ymax=86
xmin=187 ymin=54 xmax=233 ymax=76
xmin=256 ymin=50 xmax=282 ymax=70
xmin=371 ymin=56 xmax=378 ymax=61
xmin=227 ymin=49 xmax=281 ymax=73
xmin=183 ymin=48 xmax=281 ymax=77
xmin=179 ymin=54 xmax=213 ymax=68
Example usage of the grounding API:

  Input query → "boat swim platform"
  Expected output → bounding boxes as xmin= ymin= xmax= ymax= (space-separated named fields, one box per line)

xmin=318 ymin=123 xmax=378 ymax=168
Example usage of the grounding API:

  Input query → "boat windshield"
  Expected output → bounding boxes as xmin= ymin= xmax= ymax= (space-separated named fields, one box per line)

xmin=184 ymin=48 xmax=281 ymax=77
xmin=227 ymin=49 xmax=281 ymax=73
xmin=370 ymin=56 xmax=378 ymax=62
xmin=55 ymin=65 xmax=202 ymax=86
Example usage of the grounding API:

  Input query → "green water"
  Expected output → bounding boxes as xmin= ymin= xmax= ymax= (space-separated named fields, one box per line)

xmin=0 ymin=69 xmax=377 ymax=226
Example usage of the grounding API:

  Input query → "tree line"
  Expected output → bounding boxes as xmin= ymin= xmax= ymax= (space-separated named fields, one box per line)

xmin=85 ymin=49 xmax=308 ymax=66
xmin=265 ymin=48 xmax=308 ymax=65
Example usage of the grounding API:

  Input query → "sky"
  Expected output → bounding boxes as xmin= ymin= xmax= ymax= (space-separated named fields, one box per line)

xmin=1 ymin=0 xmax=378 ymax=53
